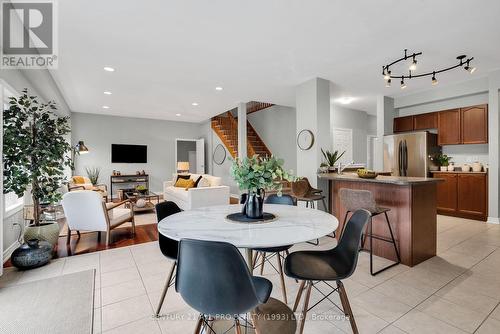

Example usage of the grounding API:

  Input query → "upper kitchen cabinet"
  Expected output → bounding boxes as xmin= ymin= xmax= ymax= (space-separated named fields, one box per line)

xmin=393 ymin=115 xmax=414 ymax=133
xmin=461 ymin=104 xmax=488 ymax=144
xmin=438 ymin=108 xmax=461 ymax=145
xmin=414 ymin=112 xmax=437 ymax=130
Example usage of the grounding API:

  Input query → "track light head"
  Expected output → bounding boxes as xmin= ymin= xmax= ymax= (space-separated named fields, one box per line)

xmin=409 ymin=57 xmax=417 ymax=71
xmin=464 ymin=60 xmax=476 ymax=74
xmin=400 ymin=78 xmax=407 ymax=89
xmin=386 ymin=78 xmax=391 ymax=87
xmin=431 ymin=72 xmax=438 ymax=85
xmin=384 ymin=70 xmax=391 ymax=80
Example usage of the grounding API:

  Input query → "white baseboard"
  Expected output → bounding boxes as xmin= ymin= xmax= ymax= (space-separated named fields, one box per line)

xmin=3 ymin=241 xmax=20 ymax=263
xmin=487 ymin=217 xmax=500 ymax=224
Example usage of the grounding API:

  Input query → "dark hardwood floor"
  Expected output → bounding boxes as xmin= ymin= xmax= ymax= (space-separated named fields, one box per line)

xmin=3 ymin=223 xmax=159 ymax=268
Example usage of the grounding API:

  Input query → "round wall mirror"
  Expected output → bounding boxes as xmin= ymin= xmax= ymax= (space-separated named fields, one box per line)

xmin=213 ymin=144 xmax=227 ymax=165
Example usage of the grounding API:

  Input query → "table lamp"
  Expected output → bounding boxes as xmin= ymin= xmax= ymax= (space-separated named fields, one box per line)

xmin=177 ymin=161 xmax=190 ymax=173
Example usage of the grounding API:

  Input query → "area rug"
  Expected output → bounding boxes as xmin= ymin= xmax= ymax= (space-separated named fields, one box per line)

xmin=0 ymin=269 xmax=95 ymax=334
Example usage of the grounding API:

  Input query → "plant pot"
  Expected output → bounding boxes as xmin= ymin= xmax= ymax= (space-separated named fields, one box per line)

xmin=440 ymin=166 xmax=448 ymax=171
xmin=245 ymin=190 xmax=264 ymax=219
xmin=11 ymin=239 xmax=52 ymax=270
xmin=24 ymin=222 xmax=60 ymax=247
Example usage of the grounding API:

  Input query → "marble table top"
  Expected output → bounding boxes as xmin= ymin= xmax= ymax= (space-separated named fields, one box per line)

xmin=158 ymin=204 xmax=338 ymax=249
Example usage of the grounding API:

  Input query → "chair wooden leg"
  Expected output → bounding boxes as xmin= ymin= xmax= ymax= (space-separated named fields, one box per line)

xmin=339 ymin=211 xmax=350 ymax=240
xmin=297 ymin=281 xmax=312 ymax=334
xmin=131 ymin=216 xmax=136 ymax=236
xmin=260 ymin=252 xmax=266 ymax=275
xmin=66 ymin=228 xmax=71 ymax=245
xmin=276 ymin=252 xmax=288 ymax=304
xmin=105 ymin=229 xmax=111 ymax=246
xmin=193 ymin=315 xmax=203 ymax=334
xmin=293 ymin=280 xmax=306 ymax=312
xmin=321 ymin=197 xmax=328 ymax=213
xmin=252 ymin=252 xmax=259 ymax=271
xmin=234 ymin=318 xmax=242 ymax=334
xmin=337 ymin=281 xmax=358 ymax=334
xmin=97 ymin=231 xmax=101 ymax=242
xmin=154 ymin=262 xmax=176 ymax=317
xmin=76 ymin=230 xmax=81 ymax=237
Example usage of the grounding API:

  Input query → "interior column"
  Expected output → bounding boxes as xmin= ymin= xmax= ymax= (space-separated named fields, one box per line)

xmin=375 ymin=96 xmax=396 ymax=171
xmin=488 ymin=70 xmax=500 ymax=224
xmin=237 ymin=102 xmax=247 ymax=160
xmin=295 ymin=77 xmax=331 ymax=187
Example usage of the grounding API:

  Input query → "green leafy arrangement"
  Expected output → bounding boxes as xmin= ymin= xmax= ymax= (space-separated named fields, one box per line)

xmin=320 ymin=149 xmax=345 ymax=167
xmin=3 ymin=89 xmax=72 ymax=225
xmin=230 ymin=155 xmax=295 ymax=195
xmin=435 ymin=153 xmax=452 ymax=166
xmin=85 ymin=167 xmax=101 ymax=185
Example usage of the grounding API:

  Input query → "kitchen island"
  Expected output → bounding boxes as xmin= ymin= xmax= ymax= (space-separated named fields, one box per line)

xmin=318 ymin=173 xmax=443 ymax=267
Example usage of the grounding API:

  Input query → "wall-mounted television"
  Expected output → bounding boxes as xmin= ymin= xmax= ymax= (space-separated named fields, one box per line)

xmin=111 ymin=144 xmax=147 ymax=163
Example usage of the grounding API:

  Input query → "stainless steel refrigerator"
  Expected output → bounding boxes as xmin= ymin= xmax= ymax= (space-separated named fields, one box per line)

xmin=383 ymin=132 xmax=441 ymax=177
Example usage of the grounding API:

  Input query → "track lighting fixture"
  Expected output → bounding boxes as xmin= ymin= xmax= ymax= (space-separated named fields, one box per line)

xmin=382 ymin=50 xmax=475 ymax=87
xmin=431 ymin=72 xmax=438 ymax=85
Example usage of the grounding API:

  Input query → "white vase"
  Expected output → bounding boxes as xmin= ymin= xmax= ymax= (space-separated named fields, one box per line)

xmin=472 ymin=162 xmax=483 ymax=172
xmin=462 ymin=164 xmax=471 ymax=172
xmin=440 ymin=166 xmax=448 ymax=171
xmin=447 ymin=164 xmax=455 ymax=171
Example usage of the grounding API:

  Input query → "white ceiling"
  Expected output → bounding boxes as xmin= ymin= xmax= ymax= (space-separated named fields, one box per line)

xmin=52 ymin=0 xmax=500 ymax=121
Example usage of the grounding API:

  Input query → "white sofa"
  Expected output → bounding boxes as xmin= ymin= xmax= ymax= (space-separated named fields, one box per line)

xmin=163 ymin=173 xmax=230 ymax=210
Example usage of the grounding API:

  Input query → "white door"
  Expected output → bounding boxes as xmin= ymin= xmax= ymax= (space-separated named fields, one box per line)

xmin=333 ymin=128 xmax=353 ymax=165
xmin=196 ymin=139 xmax=205 ymax=174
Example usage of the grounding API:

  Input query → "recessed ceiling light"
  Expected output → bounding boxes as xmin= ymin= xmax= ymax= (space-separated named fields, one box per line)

xmin=103 ymin=67 xmax=115 ymax=72
xmin=334 ymin=97 xmax=356 ymax=105
xmin=192 ymin=102 xmax=199 ymax=106
xmin=175 ymin=113 xmax=181 ymax=117
xmin=215 ymin=86 xmax=223 ymax=91
xmin=102 ymin=105 xmax=110 ymax=109
xmin=103 ymin=91 xmax=112 ymax=95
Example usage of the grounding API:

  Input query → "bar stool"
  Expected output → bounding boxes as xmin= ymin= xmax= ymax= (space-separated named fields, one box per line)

xmin=291 ymin=178 xmax=328 ymax=212
xmin=338 ymin=188 xmax=401 ymax=276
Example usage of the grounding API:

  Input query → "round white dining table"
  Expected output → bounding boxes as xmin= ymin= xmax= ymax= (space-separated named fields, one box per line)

xmin=158 ymin=204 xmax=339 ymax=267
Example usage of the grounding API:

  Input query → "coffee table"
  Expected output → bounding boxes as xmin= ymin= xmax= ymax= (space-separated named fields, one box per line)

xmin=125 ymin=191 xmax=160 ymax=213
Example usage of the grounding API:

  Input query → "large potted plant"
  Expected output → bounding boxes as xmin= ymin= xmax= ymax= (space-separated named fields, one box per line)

xmin=3 ymin=89 xmax=72 ymax=246
xmin=230 ymin=155 xmax=295 ymax=219
xmin=320 ymin=148 xmax=345 ymax=172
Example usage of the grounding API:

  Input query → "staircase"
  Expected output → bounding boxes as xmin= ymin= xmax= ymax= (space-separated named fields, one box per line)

xmin=211 ymin=111 xmax=272 ymax=159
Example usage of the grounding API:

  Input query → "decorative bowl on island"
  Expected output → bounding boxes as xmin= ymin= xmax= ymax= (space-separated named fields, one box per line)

xmin=357 ymin=169 xmax=378 ymax=179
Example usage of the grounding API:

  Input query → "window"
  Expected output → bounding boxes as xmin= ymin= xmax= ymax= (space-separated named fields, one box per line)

xmin=2 ymin=83 xmax=24 ymax=216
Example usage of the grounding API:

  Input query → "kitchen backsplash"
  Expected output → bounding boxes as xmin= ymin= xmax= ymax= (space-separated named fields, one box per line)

xmin=442 ymin=144 xmax=489 ymax=166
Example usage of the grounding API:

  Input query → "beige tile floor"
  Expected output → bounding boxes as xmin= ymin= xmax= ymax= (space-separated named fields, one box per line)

xmin=2 ymin=215 xmax=500 ymax=333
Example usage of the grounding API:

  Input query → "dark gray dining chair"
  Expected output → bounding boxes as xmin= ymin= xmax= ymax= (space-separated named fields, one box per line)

xmin=176 ymin=239 xmax=272 ymax=333
xmin=251 ymin=194 xmax=295 ymax=304
xmin=154 ymin=201 xmax=182 ymax=317
xmin=284 ymin=209 xmax=371 ymax=334
xmin=338 ymin=188 xmax=401 ymax=275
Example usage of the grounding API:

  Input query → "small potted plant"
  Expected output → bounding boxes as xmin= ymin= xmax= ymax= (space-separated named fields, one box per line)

xmin=85 ymin=167 xmax=101 ymax=186
xmin=320 ymin=149 xmax=345 ymax=172
xmin=136 ymin=184 xmax=148 ymax=194
xmin=435 ymin=154 xmax=452 ymax=171
xmin=231 ymin=155 xmax=295 ymax=219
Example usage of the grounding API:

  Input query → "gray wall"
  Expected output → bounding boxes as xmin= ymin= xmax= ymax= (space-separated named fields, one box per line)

xmin=248 ymin=105 xmax=297 ymax=172
xmin=176 ymin=140 xmax=196 ymax=162
xmin=71 ymin=113 xmax=204 ymax=195
xmin=331 ymin=105 xmax=377 ymax=164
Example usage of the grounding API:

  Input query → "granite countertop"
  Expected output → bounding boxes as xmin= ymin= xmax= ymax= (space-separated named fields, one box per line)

xmin=430 ymin=170 xmax=488 ymax=174
xmin=318 ymin=173 xmax=443 ymax=185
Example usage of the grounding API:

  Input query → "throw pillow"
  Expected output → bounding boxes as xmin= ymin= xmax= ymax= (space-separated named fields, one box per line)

xmin=184 ymin=179 xmax=196 ymax=190
xmin=176 ymin=174 xmax=191 ymax=182
xmin=72 ymin=176 xmax=85 ymax=184
xmin=197 ymin=177 xmax=210 ymax=187
xmin=193 ymin=175 xmax=203 ymax=187
xmin=174 ymin=178 xmax=192 ymax=188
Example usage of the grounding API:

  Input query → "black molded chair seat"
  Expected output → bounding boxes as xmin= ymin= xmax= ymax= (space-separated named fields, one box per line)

xmin=253 ymin=244 xmax=292 ymax=253
xmin=252 ymin=276 xmax=273 ymax=303
xmin=284 ymin=249 xmax=351 ymax=281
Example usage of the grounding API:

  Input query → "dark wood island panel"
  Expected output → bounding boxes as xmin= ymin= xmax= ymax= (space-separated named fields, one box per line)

xmin=321 ymin=174 xmax=440 ymax=267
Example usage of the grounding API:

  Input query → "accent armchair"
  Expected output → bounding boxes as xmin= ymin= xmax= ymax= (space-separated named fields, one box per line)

xmin=61 ymin=190 xmax=135 ymax=245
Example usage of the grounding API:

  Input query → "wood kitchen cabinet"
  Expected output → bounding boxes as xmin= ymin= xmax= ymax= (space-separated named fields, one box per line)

xmin=457 ymin=173 xmax=487 ymax=221
xmin=393 ymin=116 xmax=414 ymax=133
xmin=433 ymin=172 xmax=487 ymax=221
xmin=438 ymin=109 xmax=461 ymax=145
xmin=461 ymin=104 xmax=488 ymax=144
xmin=436 ymin=173 xmax=458 ymax=214
xmin=414 ymin=112 xmax=437 ymax=130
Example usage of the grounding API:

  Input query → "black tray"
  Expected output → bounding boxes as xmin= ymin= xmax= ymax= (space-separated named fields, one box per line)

xmin=226 ymin=212 xmax=277 ymax=224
